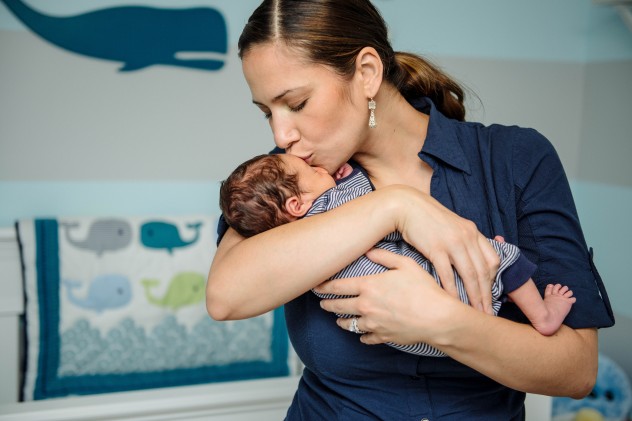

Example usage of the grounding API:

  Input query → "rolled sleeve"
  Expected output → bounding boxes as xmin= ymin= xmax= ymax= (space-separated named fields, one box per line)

xmin=510 ymin=130 xmax=614 ymax=328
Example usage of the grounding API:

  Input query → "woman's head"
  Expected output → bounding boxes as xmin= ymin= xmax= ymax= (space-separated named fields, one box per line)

xmin=239 ymin=0 xmax=389 ymax=83
xmin=239 ymin=0 xmax=466 ymax=121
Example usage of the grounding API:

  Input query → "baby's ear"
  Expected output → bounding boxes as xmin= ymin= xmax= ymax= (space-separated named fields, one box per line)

xmin=285 ymin=196 xmax=311 ymax=217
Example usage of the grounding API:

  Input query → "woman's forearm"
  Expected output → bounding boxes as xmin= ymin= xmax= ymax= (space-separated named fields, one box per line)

xmin=206 ymin=187 xmax=404 ymax=320
xmin=318 ymin=248 xmax=596 ymax=397
xmin=432 ymin=300 xmax=597 ymax=397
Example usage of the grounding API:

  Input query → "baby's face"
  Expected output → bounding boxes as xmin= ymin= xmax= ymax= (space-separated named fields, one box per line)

xmin=280 ymin=154 xmax=336 ymax=199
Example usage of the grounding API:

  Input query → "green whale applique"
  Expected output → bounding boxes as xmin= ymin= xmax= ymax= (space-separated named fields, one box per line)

xmin=141 ymin=272 xmax=205 ymax=310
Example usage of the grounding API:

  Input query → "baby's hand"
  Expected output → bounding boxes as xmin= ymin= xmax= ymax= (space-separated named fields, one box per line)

xmin=334 ymin=163 xmax=353 ymax=181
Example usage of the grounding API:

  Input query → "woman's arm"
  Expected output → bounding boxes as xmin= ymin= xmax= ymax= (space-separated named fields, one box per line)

xmin=207 ymin=186 xmax=400 ymax=320
xmin=206 ymin=185 xmax=499 ymax=320
xmin=316 ymin=247 xmax=597 ymax=397
xmin=439 ymin=307 xmax=597 ymax=398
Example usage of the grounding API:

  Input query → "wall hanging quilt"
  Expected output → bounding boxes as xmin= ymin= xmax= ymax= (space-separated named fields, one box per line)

xmin=17 ymin=216 xmax=288 ymax=400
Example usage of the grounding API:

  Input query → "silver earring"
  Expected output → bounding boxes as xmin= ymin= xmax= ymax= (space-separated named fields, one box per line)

xmin=368 ymin=98 xmax=376 ymax=129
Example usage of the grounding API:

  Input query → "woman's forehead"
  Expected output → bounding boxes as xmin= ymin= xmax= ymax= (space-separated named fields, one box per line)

xmin=242 ymin=43 xmax=331 ymax=100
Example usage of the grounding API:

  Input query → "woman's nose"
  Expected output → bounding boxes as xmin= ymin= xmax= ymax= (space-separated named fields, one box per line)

xmin=272 ymin=116 xmax=300 ymax=150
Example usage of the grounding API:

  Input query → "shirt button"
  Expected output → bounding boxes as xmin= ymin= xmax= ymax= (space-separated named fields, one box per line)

xmin=421 ymin=418 xmax=429 ymax=421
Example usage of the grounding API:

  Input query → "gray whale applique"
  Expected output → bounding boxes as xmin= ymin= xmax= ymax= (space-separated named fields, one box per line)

xmin=61 ymin=219 xmax=132 ymax=256
xmin=1 ymin=0 xmax=227 ymax=72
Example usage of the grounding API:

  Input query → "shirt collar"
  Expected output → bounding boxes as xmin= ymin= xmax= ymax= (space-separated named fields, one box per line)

xmin=411 ymin=97 xmax=471 ymax=175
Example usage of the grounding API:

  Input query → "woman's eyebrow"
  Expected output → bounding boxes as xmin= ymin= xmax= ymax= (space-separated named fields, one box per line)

xmin=253 ymin=88 xmax=303 ymax=106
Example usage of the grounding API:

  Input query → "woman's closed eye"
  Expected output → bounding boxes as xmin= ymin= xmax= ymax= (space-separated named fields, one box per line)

xmin=289 ymin=100 xmax=307 ymax=113
xmin=257 ymin=105 xmax=273 ymax=120
xmin=259 ymin=99 xmax=307 ymax=120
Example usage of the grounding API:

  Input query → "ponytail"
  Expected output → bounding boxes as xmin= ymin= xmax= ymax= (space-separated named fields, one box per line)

xmin=387 ymin=52 xmax=466 ymax=121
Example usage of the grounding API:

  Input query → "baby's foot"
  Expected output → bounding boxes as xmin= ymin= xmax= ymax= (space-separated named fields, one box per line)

xmin=532 ymin=284 xmax=576 ymax=336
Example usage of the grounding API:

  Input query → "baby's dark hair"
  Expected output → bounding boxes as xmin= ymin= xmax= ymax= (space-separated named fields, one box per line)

xmin=219 ymin=154 xmax=302 ymax=238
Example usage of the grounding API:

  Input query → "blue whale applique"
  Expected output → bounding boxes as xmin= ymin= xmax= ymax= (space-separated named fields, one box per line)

xmin=63 ymin=274 xmax=132 ymax=313
xmin=140 ymin=220 xmax=203 ymax=254
xmin=1 ymin=0 xmax=227 ymax=72
xmin=60 ymin=219 xmax=132 ymax=256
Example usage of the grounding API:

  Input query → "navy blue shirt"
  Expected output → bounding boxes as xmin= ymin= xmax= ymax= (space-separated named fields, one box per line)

xmin=218 ymin=97 xmax=614 ymax=420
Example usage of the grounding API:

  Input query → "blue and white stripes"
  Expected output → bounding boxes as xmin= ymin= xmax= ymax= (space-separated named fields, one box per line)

xmin=307 ymin=168 xmax=521 ymax=357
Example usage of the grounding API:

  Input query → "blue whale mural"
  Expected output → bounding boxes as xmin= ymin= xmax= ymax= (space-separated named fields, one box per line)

xmin=63 ymin=274 xmax=132 ymax=313
xmin=1 ymin=0 xmax=227 ymax=72
xmin=140 ymin=220 xmax=203 ymax=254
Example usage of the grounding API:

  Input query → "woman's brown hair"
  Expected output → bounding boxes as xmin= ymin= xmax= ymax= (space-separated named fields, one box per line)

xmin=238 ymin=0 xmax=466 ymax=121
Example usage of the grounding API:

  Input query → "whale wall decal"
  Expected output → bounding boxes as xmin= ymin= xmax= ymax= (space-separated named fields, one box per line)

xmin=1 ymin=0 xmax=228 ymax=72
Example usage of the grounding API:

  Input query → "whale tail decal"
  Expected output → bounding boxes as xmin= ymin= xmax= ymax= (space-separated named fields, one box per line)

xmin=1 ymin=0 xmax=228 ymax=72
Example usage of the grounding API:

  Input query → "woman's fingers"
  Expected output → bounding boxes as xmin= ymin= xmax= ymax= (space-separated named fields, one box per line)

xmin=364 ymin=247 xmax=408 ymax=269
xmin=336 ymin=316 xmax=366 ymax=334
xmin=478 ymin=235 xmax=500 ymax=313
xmin=319 ymin=294 xmax=360 ymax=316
xmin=315 ymin=276 xmax=363 ymax=298
xmin=394 ymin=190 xmax=498 ymax=314
xmin=432 ymin=254 xmax=458 ymax=299
xmin=318 ymin=248 xmax=453 ymax=346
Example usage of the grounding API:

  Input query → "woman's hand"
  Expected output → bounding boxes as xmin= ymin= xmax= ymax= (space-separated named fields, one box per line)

xmin=316 ymin=247 xmax=598 ymax=398
xmin=315 ymin=247 xmax=464 ymax=346
xmin=389 ymin=186 xmax=500 ymax=314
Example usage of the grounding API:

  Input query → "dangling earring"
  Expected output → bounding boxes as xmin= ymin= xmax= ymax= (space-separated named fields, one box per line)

xmin=368 ymin=98 xmax=376 ymax=129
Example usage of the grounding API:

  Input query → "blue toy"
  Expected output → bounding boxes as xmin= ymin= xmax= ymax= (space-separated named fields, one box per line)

xmin=552 ymin=354 xmax=632 ymax=421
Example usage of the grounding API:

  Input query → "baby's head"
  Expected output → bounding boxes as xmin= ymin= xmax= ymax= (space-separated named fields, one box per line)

xmin=220 ymin=154 xmax=336 ymax=238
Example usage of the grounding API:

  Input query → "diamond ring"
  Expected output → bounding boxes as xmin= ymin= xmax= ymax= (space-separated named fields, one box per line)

xmin=349 ymin=317 xmax=365 ymax=334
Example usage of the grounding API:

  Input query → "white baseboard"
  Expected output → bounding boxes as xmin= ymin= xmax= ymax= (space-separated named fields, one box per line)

xmin=0 ymin=376 xmax=300 ymax=421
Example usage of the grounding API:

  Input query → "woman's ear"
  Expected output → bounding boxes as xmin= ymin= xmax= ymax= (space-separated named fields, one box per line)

xmin=356 ymin=46 xmax=383 ymax=99
xmin=285 ymin=196 xmax=311 ymax=218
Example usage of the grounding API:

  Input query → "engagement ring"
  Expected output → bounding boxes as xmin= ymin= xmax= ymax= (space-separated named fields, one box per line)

xmin=349 ymin=317 xmax=365 ymax=334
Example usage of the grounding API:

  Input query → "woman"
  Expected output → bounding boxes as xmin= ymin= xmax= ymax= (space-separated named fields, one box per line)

xmin=207 ymin=0 xmax=614 ymax=419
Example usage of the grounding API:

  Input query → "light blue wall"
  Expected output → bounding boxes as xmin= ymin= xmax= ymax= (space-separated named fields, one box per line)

xmin=585 ymin=3 xmax=632 ymax=61
xmin=383 ymin=0 xmax=589 ymax=61
xmin=381 ymin=0 xmax=632 ymax=62
xmin=573 ymin=181 xmax=632 ymax=318
xmin=0 ymin=181 xmax=221 ymax=225
xmin=3 ymin=1 xmax=630 ymax=60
